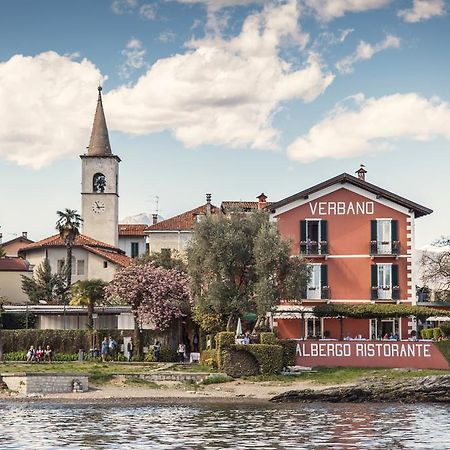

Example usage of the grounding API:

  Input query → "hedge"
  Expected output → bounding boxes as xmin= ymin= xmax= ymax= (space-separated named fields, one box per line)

xmin=440 ymin=323 xmax=450 ymax=338
xmin=435 ymin=340 xmax=450 ymax=365
xmin=144 ymin=346 xmax=177 ymax=362
xmin=260 ymin=332 xmax=277 ymax=345
xmin=221 ymin=348 xmax=260 ymax=378
xmin=279 ymin=339 xmax=297 ymax=368
xmin=215 ymin=332 xmax=235 ymax=369
xmin=234 ymin=344 xmax=283 ymax=375
xmin=200 ymin=349 xmax=218 ymax=368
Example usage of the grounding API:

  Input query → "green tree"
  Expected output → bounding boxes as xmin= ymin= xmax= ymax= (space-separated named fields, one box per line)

xmin=0 ymin=247 xmax=6 ymax=258
xmin=70 ymin=279 xmax=108 ymax=329
xmin=187 ymin=210 xmax=310 ymax=332
xmin=56 ymin=208 xmax=83 ymax=287
xmin=21 ymin=258 xmax=67 ymax=304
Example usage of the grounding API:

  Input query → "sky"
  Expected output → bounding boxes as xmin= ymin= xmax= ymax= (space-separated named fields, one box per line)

xmin=0 ymin=0 xmax=449 ymax=248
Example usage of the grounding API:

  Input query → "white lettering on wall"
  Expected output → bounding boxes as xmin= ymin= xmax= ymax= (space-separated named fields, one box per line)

xmin=308 ymin=201 xmax=375 ymax=215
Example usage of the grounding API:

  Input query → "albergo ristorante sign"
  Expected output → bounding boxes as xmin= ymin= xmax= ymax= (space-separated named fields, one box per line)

xmin=296 ymin=340 xmax=449 ymax=370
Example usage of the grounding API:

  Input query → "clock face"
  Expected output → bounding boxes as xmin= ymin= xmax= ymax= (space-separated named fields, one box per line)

xmin=92 ymin=201 xmax=105 ymax=213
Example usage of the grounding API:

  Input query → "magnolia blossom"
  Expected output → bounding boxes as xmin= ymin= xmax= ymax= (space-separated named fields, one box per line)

xmin=106 ymin=263 xmax=191 ymax=331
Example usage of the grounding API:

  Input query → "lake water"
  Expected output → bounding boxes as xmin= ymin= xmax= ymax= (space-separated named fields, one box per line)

xmin=1 ymin=401 xmax=449 ymax=449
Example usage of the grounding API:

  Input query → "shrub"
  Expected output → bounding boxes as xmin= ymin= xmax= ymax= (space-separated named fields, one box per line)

xmin=439 ymin=323 xmax=450 ymax=338
xmin=3 ymin=351 xmax=27 ymax=361
xmin=216 ymin=332 xmax=235 ymax=349
xmin=221 ymin=348 xmax=260 ymax=378
xmin=435 ymin=340 xmax=450 ymax=365
xmin=279 ymin=339 xmax=297 ymax=368
xmin=421 ymin=328 xmax=434 ymax=339
xmin=235 ymin=344 xmax=283 ymax=375
xmin=200 ymin=349 xmax=218 ymax=368
xmin=144 ymin=346 xmax=177 ymax=362
xmin=260 ymin=332 xmax=277 ymax=345
xmin=433 ymin=328 xmax=443 ymax=340
xmin=200 ymin=375 xmax=233 ymax=385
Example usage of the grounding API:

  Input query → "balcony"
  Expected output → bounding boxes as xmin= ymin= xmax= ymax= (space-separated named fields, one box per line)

xmin=301 ymin=286 xmax=330 ymax=301
xmin=300 ymin=240 xmax=329 ymax=256
xmin=370 ymin=240 xmax=400 ymax=256
xmin=371 ymin=286 xmax=400 ymax=301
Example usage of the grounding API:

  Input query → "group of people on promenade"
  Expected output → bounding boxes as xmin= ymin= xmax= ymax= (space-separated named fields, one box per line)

xmin=26 ymin=345 xmax=53 ymax=362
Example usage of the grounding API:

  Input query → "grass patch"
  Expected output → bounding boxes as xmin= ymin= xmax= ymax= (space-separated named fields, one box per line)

xmin=124 ymin=378 xmax=161 ymax=389
xmin=169 ymin=364 xmax=216 ymax=373
xmin=200 ymin=375 xmax=234 ymax=385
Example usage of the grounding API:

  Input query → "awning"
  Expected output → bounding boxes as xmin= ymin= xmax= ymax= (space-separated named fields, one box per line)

xmin=426 ymin=316 xmax=450 ymax=322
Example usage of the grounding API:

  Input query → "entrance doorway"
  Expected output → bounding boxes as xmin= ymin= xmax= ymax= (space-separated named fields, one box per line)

xmin=370 ymin=318 xmax=401 ymax=339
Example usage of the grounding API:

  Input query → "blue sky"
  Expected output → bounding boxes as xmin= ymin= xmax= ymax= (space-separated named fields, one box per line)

xmin=0 ymin=0 xmax=448 ymax=248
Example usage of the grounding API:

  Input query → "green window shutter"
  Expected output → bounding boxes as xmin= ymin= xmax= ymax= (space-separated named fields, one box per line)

xmin=320 ymin=220 xmax=328 ymax=242
xmin=391 ymin=220 xmax=398 ymax=241
xmin=300 ymin=220 xmax=306 ymax=241
xmin=371 ymin=220 xmax=377 ymax=241
xmin=371 ymin=265 xmax=378 ymax=288
xmin=321 ymin=264 xmax=328 ymax=287
xmin=392 ymin=265 xmax=399 ymax=286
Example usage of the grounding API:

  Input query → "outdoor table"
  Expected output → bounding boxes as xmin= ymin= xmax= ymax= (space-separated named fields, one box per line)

xmin=189 ymin=352 xmax=200 ymax=363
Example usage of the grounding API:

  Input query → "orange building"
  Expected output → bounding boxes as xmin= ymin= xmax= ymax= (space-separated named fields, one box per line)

xmin=270 ymin=169 xmax=432 ymax=340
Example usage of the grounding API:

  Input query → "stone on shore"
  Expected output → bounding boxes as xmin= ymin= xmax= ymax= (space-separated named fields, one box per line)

xmin=270 ymin=375 xmax=450 ymax=403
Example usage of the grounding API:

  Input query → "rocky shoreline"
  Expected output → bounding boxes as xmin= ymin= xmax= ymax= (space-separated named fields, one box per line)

xmin=270 ymin=375 xmax=450 ymax=403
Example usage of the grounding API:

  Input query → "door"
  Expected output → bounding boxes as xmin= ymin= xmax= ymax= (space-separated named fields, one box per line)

xmin=307 ymin=265 xmax=321 ymax=300
xmin=377 ymin=220 xmax=392 ymax=254
xmin=377 ymin=264 xmax=392 ymax=299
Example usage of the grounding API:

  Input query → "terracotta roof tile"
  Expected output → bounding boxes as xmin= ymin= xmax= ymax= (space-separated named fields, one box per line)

xmin=221 ymin=201 xmax=273 ymax=211
xmin=118 ymin=224 xmax=148 ymax=236
xmin=19 ymin=234 xmax=119 ymax=252
xmin=147 ymin=204 xmax=219 ymax=231
xmin=0 ymin=257 xmax=31 ymax=272
xmin=84 ymin=246 xmax=131 ymax=267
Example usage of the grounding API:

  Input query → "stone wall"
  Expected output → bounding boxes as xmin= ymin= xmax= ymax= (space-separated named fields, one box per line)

xmin=0 ymin=373 xmax=88 ymax=395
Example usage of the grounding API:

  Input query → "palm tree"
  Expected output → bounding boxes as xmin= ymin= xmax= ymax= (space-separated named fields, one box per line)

xmin=56 ymin=208 xmax=83 ymax=287
xmin=70 ymin=279 xmax=108 ymax=329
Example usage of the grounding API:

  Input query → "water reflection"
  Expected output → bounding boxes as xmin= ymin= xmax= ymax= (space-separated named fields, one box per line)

xmin=0 ymin=401 xmax=449 ymax=449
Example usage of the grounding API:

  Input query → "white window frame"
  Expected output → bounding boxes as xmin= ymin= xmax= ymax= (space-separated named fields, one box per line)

xmin=370 ymin=318 xmax=401 ymax=339
xmin=377 ymin=263 xmax=392 ymax=300
xmin=376 ymin=219 xmax=392 ymax=254
xmin=307 ymin=264 xmax=322 ymax=300
xmin=305 ymin=317 xmax=323 ymax=338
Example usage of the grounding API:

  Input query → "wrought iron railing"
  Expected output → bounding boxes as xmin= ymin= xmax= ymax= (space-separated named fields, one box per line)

xmin=300 ymin=240 xmax=329 ymax=256
xmin=370 ymin=240 xmax=400 ymax=256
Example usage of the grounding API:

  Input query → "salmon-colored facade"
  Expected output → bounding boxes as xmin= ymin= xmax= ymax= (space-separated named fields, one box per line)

xmin=271 ymin=172 xmax=432 ymax=341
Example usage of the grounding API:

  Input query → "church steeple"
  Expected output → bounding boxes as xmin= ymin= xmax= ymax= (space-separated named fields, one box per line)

xmin=87 ymin=86 xmax=112 ymax=156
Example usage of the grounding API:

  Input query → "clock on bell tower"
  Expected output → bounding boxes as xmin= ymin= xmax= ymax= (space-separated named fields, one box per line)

xmin=80 ymin=87 xmax=120 ymax=247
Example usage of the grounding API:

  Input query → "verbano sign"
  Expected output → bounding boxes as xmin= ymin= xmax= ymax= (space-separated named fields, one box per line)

xmin=309 ymin=201 xmax=374 ymax=215
xmin=295 ymin=340 xmax=449 ymax=370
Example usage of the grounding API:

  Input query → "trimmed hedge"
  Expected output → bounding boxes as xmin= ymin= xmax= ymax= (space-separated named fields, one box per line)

xmin=440 ymin=323 xmax=450 ymax=338
xmin=144 ymin=347 xmax=177 ymax=362
xmin=221 ymin=348 xmax=260 ymax=378
xmin=260 ymin=332 xmax=277 ymax=345
xmin=435 ymin=340 xmax=450 ymax=365
xmin=234 ymin=344 xmax=283 ymax=375
xmin=216 ymin=332 xmax=235 ymax=369
xmin=200 ymin=349 xmax=218 ymax=368
xmin=279 ymin=339 xmax=297 ymax=368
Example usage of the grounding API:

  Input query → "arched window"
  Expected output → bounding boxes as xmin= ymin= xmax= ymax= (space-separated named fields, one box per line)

xmin=93 ymin=173 xmax=106 ymax=193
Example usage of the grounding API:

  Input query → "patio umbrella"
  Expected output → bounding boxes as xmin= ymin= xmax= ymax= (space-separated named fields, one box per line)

xmin=236 ymin=317 xmax=243 ymax=337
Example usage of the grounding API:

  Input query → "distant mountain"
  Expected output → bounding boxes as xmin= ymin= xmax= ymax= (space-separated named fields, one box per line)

xmin=120 ymin=213 xmax=164 ymax=225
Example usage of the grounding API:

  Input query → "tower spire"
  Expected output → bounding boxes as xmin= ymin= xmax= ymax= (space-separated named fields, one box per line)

xmin=87 ymin=86 xmax=112 ymax=156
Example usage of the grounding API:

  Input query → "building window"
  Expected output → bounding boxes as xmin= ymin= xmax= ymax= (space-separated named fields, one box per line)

xmin=305 ymin=318 xmax=322 ymax=338
xmin=370 ymin=219 xmax=399 ymax=255
xmin=57 ymin=259 xmax=65 ymax=273
xmin=77 ymin=260 xmax=85 ymax=276
xmin=371 ymin=264 xmax=399 ymax=300
xmin=300 ymin=220 xmax=328 ymax=255
xmin=93 ymin=172 xmax=106 ymax=193
xmin=370 ymin=318 xmax=400 ymax=339
xmin=103 ymin=261 xmax=108 ymax=269
xmin=303 ymin=264 xmax=329 ymax=300
xmin=131 ymin=242 xmax=139 ymax=258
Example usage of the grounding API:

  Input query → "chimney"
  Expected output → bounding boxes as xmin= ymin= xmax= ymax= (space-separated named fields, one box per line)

xmin=257 ymin=193 xmax=268 ymax=210
xmin=356 ymin=164 xmax=367 ymax=181
xmin=206 ymin=193 xmax=212 ymax=215
xmin=22 ymin=232 xmax=28 ymax=239
xmin=152 ymin=214 xmax=158 ymax=225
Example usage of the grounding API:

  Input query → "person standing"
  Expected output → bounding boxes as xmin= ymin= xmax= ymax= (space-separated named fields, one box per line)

xmin=109 ymin=336 xmax=118 ymax=360
xmin=177 ymin=342 xmax=186 ymax=363
xmin=153 ymin=340 xmax=161 ymax=362
xmin=127 ymin=338 xmax=133 ymax=362
xmin=101 ymin=337 xmax=109 ymax=362
xmin=193 ymin=333 xmax=200 ymax=352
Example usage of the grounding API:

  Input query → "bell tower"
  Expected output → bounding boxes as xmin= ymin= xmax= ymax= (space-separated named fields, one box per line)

xmin=80 ymin=87 xmax=120 ymax=247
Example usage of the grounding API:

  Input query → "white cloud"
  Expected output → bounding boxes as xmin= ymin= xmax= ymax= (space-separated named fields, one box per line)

xmin=106 ymin=0 xmax=333 ymax=150
xmin=139 ymin=3 xmax=157 ymax=20
xmin=0 ymin=52 xmax=103 ymax=169
xmin=287 ymin=92 xmax=450 ymax=163
xmin=111 ymin=0 xmax=138 ymax=14
xmin=336 ymin=34 xmax=400 ymax=74
xmin=172 ymin=0 xmax=267 ymax=12
xmin=303 ymin=0 xmax=391 ymax=21
xmin=119 ymin=39 xmax=147 ymax=79
xmin=398 ymin=0 xmax=445 ymax=23
xmin=159 ymin=31 xmax=176 ymax=43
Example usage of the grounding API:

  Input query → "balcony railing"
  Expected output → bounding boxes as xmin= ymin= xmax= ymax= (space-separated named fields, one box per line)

xmin=301 ymin=286 xmax=330 ymax=300
xmin=370 ymin=240 xmax=400 ymax=256
xmin=371 ymin=286 xmax=400 ymax=300
xmin=300 ymin=240 xmax=329 ymax=256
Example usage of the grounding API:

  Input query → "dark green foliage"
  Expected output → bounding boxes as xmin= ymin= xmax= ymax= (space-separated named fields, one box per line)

xmin=137 ymin=249 xmax=187 ymax=272
xmin=221 ymin=348 xmax=260 ymax=377
xmin=433 ymin=328 xmax=443 ymax=340
xmin=279 ymin=339 xmax=297 ymax=368
xmin=314 ymin=304 xmax=450 ymax=321
xmin=21 ymin=258 xmax=67 ymax=304
xmin=216 ymin=332 xmax=235 ymax=348
xmin=235 ymin=344 xmax=283 ymax=375
xmin=144 ymin=346 xmax=177 ymax=362
xmin=260 ymin=332 xmax=277 ymax=345
xmin=439 ymin=323 xmax=450 ymax=338
xmin=187 ymin=210 xmax=310 ymax=331
xmin=1 ymin=313 xmax=37 ymax=329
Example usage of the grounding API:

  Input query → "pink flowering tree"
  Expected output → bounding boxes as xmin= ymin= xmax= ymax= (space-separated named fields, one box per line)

xmin=105 ymin=263 xmax=191 ymax=358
